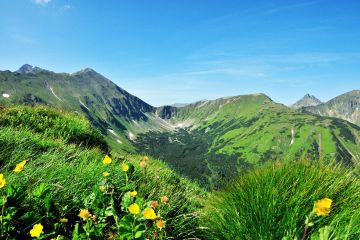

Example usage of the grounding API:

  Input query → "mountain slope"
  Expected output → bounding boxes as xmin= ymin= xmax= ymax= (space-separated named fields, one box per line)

xmin=290 ymin=93 xmax=322 ymax=109
xmin=303 ymin=90 xmax=360 ymax=126
xmin=0 ymin=65 xmax=169 ymax=150
xmin=1 ymin=65 xmax=359 ymax=189
xmin=136 ymin=94 xmax=360 ymax=188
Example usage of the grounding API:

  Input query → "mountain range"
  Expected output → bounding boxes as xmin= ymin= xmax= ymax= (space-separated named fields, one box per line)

xmin=1 ymin=64 xmax=359 ymax=187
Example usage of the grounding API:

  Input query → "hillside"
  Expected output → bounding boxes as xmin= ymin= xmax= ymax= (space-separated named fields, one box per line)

xmin=135 ymin=94 xmax=360 ymax=188
xmin=0 ymin=65 xmax=168 ymax=151
xmin=0 ymin=105 xmax=205 ymax=239
xmin=303 ymin=90 xmax=360 ymax=126
xmin=1 ymin=66 xmax=360 ymax=189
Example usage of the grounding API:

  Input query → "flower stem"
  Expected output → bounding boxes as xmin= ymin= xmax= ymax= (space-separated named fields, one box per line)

xmin=132 ymin=215 xmax=136 ymax=240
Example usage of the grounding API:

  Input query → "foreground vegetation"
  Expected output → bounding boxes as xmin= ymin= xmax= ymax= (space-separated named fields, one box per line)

xmin=201 ymin=161 xmax=360 ymax=240
xmin=0 ymin=106 xmax=205 ymax=239
xmin=0 ymin=105 xmax=359 ymax=239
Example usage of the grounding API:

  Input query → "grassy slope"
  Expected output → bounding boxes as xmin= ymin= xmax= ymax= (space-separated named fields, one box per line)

xmin=0 ymin=70 xmax=155 ymax=152
xmin=0 ymin=105 xmax=205 ymax=239
xmin=135 ymin=94 xmax=360 ymax=188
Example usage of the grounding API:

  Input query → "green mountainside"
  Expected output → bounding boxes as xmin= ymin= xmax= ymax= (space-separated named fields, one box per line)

xmin=1 ymin=65 xmax=359 ymax=189
xmin=135 ymin=94 xmax=360 ymax=188
xmin=0 ymin=66 xmax=359 ymax=239
xmin=0 ymin=66 xmax=170 ymax=151
xmin=303 ymin=90 xmax=360 ymax=126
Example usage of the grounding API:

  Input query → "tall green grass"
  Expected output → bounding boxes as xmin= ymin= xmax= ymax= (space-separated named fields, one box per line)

xmin=201 ymin=160 xmax=360 ymax=239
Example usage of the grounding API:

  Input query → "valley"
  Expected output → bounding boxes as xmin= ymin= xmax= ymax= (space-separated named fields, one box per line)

xmin=1 ymin=65 xmax=359 ymax=188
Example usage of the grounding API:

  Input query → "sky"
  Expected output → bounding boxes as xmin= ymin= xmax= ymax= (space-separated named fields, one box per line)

xmin=0 ymin=0 xmax=359 ymax=106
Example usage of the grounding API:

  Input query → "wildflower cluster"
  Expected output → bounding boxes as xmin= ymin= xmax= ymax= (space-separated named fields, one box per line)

xmin=0 ymin=160 xmax=49 ymax=239
xmin=0 ymin=154 xmax=171 ymax=239
xmin=71 ymin=154 xmax=170 ymax=239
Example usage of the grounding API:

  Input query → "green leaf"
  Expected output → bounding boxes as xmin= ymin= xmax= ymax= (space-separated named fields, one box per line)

xmin=44 ymin=194 xmax=52 ymax=212
xmin=135 ymin=230 xmax=145 ymax=239
xmin=33 ymin=183 xmax=51 ymax=199
xmin=310 ymin=226 xmax=332 ymax=240
xmin=119 ymin=215 xmax=133 ymax=231
xmin=5 ymin=184 xmax=23 ymax=204
xmin=72 ymin=223 xmax=80 ymax=240
xmin=121 ymin=192 xmax=132 ymax=211
xmin=20 ymin=211 xmax=41 ymax=226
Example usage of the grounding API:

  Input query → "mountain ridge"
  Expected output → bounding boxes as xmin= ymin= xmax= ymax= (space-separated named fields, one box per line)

xmin=303 ymin=90 xmax=360 ymax=126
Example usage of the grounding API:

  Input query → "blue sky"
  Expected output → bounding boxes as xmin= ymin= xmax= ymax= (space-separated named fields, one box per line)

xmin=0 ymin=0 xmax=359 ymax=106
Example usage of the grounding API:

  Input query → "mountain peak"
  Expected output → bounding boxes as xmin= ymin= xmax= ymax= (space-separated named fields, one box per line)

xmin=291 ymin=94 xmax=322 ymax=109
xmin=72 ymin=68 xmax=99 ymax=76
xmin=16 ymin=64 xmax=46 ymax=75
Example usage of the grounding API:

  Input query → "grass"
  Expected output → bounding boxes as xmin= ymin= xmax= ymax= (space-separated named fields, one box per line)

xmin=200 ymin=160 xmax=360 ymax=240
xmin=1 ymin=104 xmax=359 ymax=239
xmin=0 ymin=105 xmax=206 ymax=239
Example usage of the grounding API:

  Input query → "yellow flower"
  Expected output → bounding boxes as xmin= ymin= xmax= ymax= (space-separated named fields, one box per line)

xmin=99 ymin=186 xmax=106 ymax=192
xmin=103 ymin=155 xmax=112 ymax=165
xmin=129 ymin=190 xmax=137 ymax=197
xmin=143 ymin=156 xmax=149 ymax=162
xmin=78 ymin=209 xmax=91 ymax=221
xmin=156 ymin=219 xmax=166 ymax=230
xmin=128 ymin=203 xmax=140 ymax=215
xmin=139 ymin=160 xmax=147 ymax=168
xmin=29 ymin=223 xmax=43 ymax=238
xmin=121 ymin=163 xmax=129 ymax=172
xmin=13 ymin=160 xmax=27 ymax=173
xmin=143 ymin=207 xmax=157 ymax=220
xmin=314 ymin=198 xmax=333 ymax=216
xmin=102 ymin=171 xmax=110 ymax=177
xmin=160 ymin=196 xmax=169 ymax=204
xmin=0 ymin=174 xmax=6 ymax=189
xmin=59 ymin=218 xmax=68 ymax=223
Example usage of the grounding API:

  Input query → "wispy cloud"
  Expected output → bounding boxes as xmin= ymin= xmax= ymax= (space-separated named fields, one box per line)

xmin=33 ymin=0 xmax=51 ymax=5
xmin=10 ymin=34 xmax=36 ymax=45
xmin=62 ymin=4 xmax=72 ymax=10
xmin=264 ymin=1 xmax=321 ymax=14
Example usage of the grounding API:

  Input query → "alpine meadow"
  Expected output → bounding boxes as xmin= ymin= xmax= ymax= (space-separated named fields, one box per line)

xmin=0 ymin=1 xmax=359 ymax=239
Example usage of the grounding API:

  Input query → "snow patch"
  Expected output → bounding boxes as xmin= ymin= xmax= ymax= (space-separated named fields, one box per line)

xmin=290 ymin=128 xmax=295 ymax=145
xmin=2 ymin=93 xmax=10 ymax=98
xmin=49 ymin=87 xmax=62 ymax=101
xmin=79 ymin=100 xmax=90 ymax=111
xmin=107 ymin=129 xmax=120 ymax=138
xmin=128 ymin=131 xmax=135 ymax=140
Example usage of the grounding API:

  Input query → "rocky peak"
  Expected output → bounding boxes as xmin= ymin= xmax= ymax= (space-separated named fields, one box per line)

xmin=16 ymin=64 xmax=46 ymax=75
xmin=291 ymin=94 xmax=322 ymax=109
